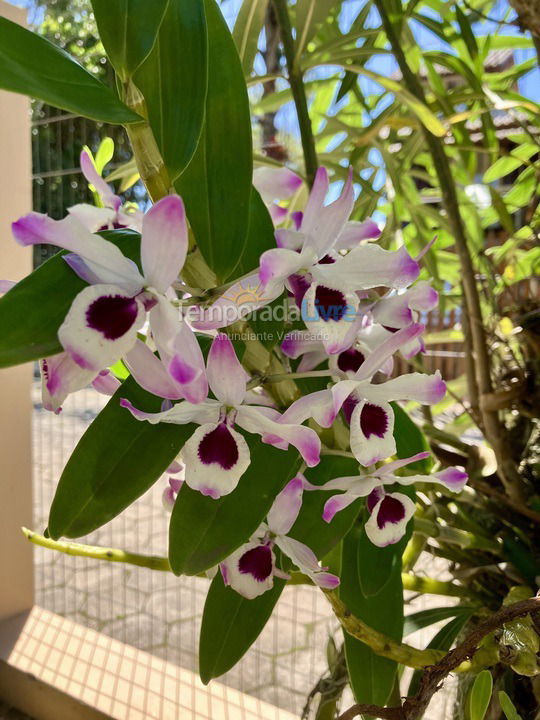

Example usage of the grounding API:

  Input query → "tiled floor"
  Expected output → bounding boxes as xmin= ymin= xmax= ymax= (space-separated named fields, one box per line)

xmin=32 ymin=383 xmax=457 ymax=718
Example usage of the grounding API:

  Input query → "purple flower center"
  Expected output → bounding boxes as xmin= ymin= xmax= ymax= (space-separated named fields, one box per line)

xmin=238 ymin=544 xmax=273 ymax=582
xmin=377 ymin=495 xmax=406 ymax=528
xmin=337 ymin=348 xmax=365 ymax=373
xmin=198 ymin=423 xmax=239 ymax=470
xmin=289 ymin=273 xmax=311 ymax=306
xmin=86 ymin=294 xmax=138 ymax=340
xmin=360 ymin=403 xmax=388 ymax=438
xmin=317 ymin=254 xmax=336 ymax=265
xmin=342 ymin=394 xmax=359 ymax=424
xmin=315 ymin=286 xmax=347 ymax=322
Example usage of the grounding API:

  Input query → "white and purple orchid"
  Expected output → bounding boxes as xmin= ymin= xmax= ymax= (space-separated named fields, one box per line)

xmin=322 ymin=452 xmax=468 ymax=547
xmin=13 ymin=193 xmax=189 ymax=409
xmin=258 ymin=167 xmax=419 ymax=354
xmin=253 ymin=165 xmax=303 ymax=226
xmin=68 ymin=149 xmax=142 ymax=233
xmin=279 ymin=324 xmax=446 ymax=467
xmin=220 ymin=475 xmax=339 ymax=599
xmin=120 ymin=334 xmax=321 ymax=499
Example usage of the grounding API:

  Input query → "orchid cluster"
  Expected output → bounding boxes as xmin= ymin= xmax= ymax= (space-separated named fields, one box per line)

xmin=6 ymin=152 xmax=467 ymax=600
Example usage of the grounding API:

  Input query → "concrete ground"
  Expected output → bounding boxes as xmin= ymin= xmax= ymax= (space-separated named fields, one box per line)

xmin=32 ymin=383 xmax=457 ymax=718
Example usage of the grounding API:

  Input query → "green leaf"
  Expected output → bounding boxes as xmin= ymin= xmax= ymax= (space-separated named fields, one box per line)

xmin=91 ymin=0 xmax=169 ymax=81
xmin=294 ymin=0 xmax=342 ymax=61
xmin=488 ymin=187 xmax=514 ymax=235
xmin=236 ymin=188 xmax=276 ymax=274
xmin=198 ymin=454 xmax=359 ymax=683
xmin=233 ymin=0 xmax=269 ymax=75
xmin=469 ymin=670 xmax=493 ymax=720
xmin=392 ymin=403 xmax=431 ymax=473
xmin=169 ymin=442 xmax=301 ymax=576
xmin=341 ymin=523 xmax=403 ymax=705
xmin=134 ymin=0 xmax=208 ymax=180
xmin=333 ymin=62 xmax=448 ymax=137
xmin=199 ymin=573 xmax=286 ymax=684
xmin=357 ymin=525 xmax=408 ymax=598
xmin=403 ymin=606 xmax=474 ymax=636
xmin=0 ymin=17 xmax=140 ymax=124
xmin=483 ymin=156 xmax=523 ymax=184
xmin=498 ymin=691 xmax=523 ymax=720
xmin=0 ymin=230 xmax=140 ymax=369
xmin=48 ymin=376 xmax=189 ymax=539
xmin=175 ymin=0 xmax=252 ymax=282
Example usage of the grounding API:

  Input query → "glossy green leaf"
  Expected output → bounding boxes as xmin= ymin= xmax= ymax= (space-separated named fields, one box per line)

xmin=357 ymin=524 xmax=409 ymax=598
xmin=236 ymin=188 xmax=276 ymax=274
xmin=199 ymin=573 xmax=286 ymax=684
xmin=91 ymin=0 xmax=169 ymax=81
xmin=403 ymin=605 xmax=474 ymax=636
xmin=175 ymin=0 xmax=252 ymax=282
xmin=484 ymin=156 xmax=523 ymax=184
xmin=169 ymin=442 xmax=300 ymax=576
xmin=392 ymin=403 xmax=431 ymax=473
xmin=48 ymin=376 xmax=189 ymax=539
xmin=0 ymin=17 xmax=140 ymax=123
xmin=199 ymin=455 xmax=360 ymax=683
xmin=469 ymin=670 xmax=493 ymax=720
xmin=0 ymin=230 xmax=140 ymax=369
xmin=134 ymin=0 xmax=208 ymax=180
xmin=499 ymin=691 xmax=523 ymax=720
xmin=233 ymin=0 xmax=269 ymax=75
xmin=341 ymin=523 xmax=403 ymax=705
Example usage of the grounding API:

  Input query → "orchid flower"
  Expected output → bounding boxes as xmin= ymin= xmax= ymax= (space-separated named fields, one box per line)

xmin=279 ymin=324 xmax=446 ymax=467
xmin=253 ymin=166 xmax=303 ymax=226
xmin=39 ymin=355 xmax=121 ymax=413
xmin=120 ymin=334 xmax=321 ymax=499
xmin=322 ymin=452 xmax=468 ymax=547
xmin=162 ymin=460 xmax=184 ymax=511
xmin=258 ymin=168 xmax=418 ymax=354
xmin=13 ymin=194 xmax=188 ymax=380
xmin=68 ymin=150 xmax=142 ymax=233
xmin=220 ymin=476 xmax=339 ymax=599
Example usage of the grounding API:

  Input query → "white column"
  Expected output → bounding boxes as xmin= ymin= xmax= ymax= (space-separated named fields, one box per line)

xmin=0 ymin=0 xmax=34 ymax=621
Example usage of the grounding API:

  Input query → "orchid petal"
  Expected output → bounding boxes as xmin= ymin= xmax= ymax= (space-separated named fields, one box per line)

xmin=182 ymin=422 xmax=251 ymax=498
xmin=266 ymin=475 xmax=306 ymax=536
xmin=316 ymin=244 xmax=420 ymax=292
xmin=80 ymin=149 xmax=121 ymax=210
xmin=253 ymin=166 xmax=302 ymax=201
xmin=91 ymin=369 xmax=121 ymax=396
xmin=334 ymin=219 xmax=381 ymax=250
xmin=168 ymin=321 xmax=208 ymax=404
xmin=13 ymin=213 xmax=144 ymax=293
xmin=350 ymin=398 xmax=396 ymax=466
xmin=365 ymin=491 xmax=416 ymax=547
xmin=0 ymin=280 xmax=16 ymax=294
xmin=299 ymin=167 xmax=329 ymax=235
xmin=362 ymin=370 xmax=446 ymax=406
xmin=302 ymin=281 xmax=361 ymax=355
xmin=407 ymin=281 xmax=439 ymax=312
xmin=58 ymin=284 xmax=146 ymax=371
xmin=220 ymin=541 xmax=276 ymax=600
xmin=235 ymin=405 xmax=321 ymax=467
xmin=207 ymin=333 xmax=247 ymax=406
xmin=303 ymin=169 xmax=354 ymax=259
xmin=322 ymin=493 xmax=359 ymax=523
xmin=354 ymin=323 xmax=425 ymax=380
xmin=67 ymin=204 xmax=118 ymax=233
xmin=125 ymin=339 xmax=184 ymax=399
xmin=40 ymin=353 xmax=97 ymax=413
xmin=259 ymin=246 xmax=314 ymax=293
xmin=141 ymin=195 xmax=188 ymax=293
xmin=120 ymin=397 xmax=219 ymax=425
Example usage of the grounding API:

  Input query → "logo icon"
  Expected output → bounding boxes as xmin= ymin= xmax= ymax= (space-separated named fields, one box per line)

xmin=223 ymin=279 xmax=270 ymax=310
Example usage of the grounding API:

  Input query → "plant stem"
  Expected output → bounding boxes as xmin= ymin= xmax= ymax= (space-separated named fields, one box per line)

xmin=372 ymin=0 xmax=524 ymax=502
xmin=401 ymin=573 xmax=468 ymax=598
xmin=22 ymin=528 xmax=171 ymax=572
xmin=272 ymin=0 xmax=318 ymax=186
xmin=325 ymin=590 xmax=496 ymax=672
